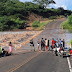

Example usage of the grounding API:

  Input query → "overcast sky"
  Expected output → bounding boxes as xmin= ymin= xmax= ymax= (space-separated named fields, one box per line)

xmin=20 ymin=0 xmax=72 ymax=10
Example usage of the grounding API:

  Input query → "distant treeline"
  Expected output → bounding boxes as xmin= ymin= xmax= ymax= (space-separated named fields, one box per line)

xmin=0 ymin=0 xmax=72 ymax=31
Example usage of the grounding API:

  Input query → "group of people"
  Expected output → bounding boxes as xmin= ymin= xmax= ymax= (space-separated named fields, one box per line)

xmin=40 ymin=38 xmax=49 ymax=51
xmin=30 ymin=38 xmax=49 ymax=51
xmin=41 ymin=38 xmax=65 ymax=52
xmin=52 ymin=38 xmax=65 ymax=49
xmin=30 ymin=38 xmax=65 ymax=52
xmin=51 ymin=38 xmax=66 ymax=56
xmin=0 ymin=42 xmax=13 ymax=57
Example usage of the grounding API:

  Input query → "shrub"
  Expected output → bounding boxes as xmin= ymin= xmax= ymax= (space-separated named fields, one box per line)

xmin=49 ymin=16 xmax=57 ymax=19
xmin=0 ymin=16 xmax=10 ymax=31
xmin=32 ymin=21 xmax=40 ymax=27
xmin=10 ymin=18 xmax=26 ymax=29
xmin=32 ymin=20 xmax=52 ymax=30
xmin=10 ymin=14 xmax=22 ymax=19
xmin=0 ymin=16 xmax=26 ymax=31
xmin=68 ymin=14 xmax=72 ymax=25
xmin=61 ymin=14 xmax=72 ymax=31
xmin=59 ymin=15 xmax=64 ymax=18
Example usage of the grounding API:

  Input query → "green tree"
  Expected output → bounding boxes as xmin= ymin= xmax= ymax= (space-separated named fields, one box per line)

xmin=33 ymin=0 xmax=56 ymax=8
xmin=68 ymin=14 xmax=72 ymax=25
xmin=0 ymin=0 xmax=9 ymax=2
xmin=11 ymin=0 xmax=19 ymax=3
xmin=0 ymin=0 xmax=19 ymax=2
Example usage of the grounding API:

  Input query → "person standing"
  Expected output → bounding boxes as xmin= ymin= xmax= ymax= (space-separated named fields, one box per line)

xmin=55 ymin=38 xmax=59 ymax=48
xmin=48 ymin=40 xmax=49 ymax=47
xmin=37 ymin=39 xmax=40 ymax=51
xmin=56 ymin=38 xmax=59 ymax=47
xmin=45 ymin=38 xmax=48 ymax=51
xmin=48 ymin=40 xmax=50 ymax=50
xmin=9 ymin=42 xmax=12 ymax=55
xmin=30 ymin=39 xmax=35 ymax=51
xmin=59 ymin=39 xmax=62 ymax=47
xmin=52 ymin=38 xmax=55 ymax=48
xmin=62 ymin=39 xmax=65 ymax=49
xmin=41 ymin=38 xmax=45 ymax=51
xmin=54 ymin=39 xmax=57 ymax=48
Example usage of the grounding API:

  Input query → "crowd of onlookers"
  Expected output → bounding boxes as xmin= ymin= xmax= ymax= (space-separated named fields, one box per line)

xmin=30 ymin=38 xmax=65 ymax=51
xmin=30 ymin=38 xmax=72 ymax=57
xmin=0 ymin=37 xmax=72 ymax=57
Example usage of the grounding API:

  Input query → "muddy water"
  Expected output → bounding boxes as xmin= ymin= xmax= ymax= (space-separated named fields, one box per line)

xmin=65 ymin=33 xmax=72 ymax=43
xmin=64 ymin=30 xmax=72 ymax=43
xmin=0 ymin=31 xmax=39 ymax=50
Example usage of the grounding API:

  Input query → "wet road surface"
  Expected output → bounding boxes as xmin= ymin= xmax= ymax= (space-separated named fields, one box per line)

xmin=14 ymin=52 xmax=69 ymax=72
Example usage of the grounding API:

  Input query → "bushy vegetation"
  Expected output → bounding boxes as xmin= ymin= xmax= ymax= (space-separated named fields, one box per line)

xmin=38 ymin=21 xmax=52 ymax=30
xmin=49 ymin=16 xmax=57 ymax=19
xmin=0 ymin=16 xmax=25 ymax=31
xmin=61 ymin=14 xmax=72 ymax=31
xmin=32 ymin=21 xmax=40 ymax=27
xmin=0 ymin=0 xmax=71 ymax=31
xmin=32 ymin=20 xmax=52 ymax=30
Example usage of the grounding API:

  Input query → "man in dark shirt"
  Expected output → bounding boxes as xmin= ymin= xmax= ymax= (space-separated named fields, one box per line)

xmin=41 ymin=38 xmax=45 ymax=51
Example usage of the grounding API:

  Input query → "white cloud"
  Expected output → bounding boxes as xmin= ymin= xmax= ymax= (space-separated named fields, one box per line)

xmin=20 ymin=0 xmax=33 ymax=2
xmin=61 ymin=5 xmax=67 ymax=10
xmin=49 ymin=0 xmax=68 ymax=10
xmin=53 ymin=4 xmax=67 ymax=10
xmin=53 ymin=4 xmax=59 ymax=8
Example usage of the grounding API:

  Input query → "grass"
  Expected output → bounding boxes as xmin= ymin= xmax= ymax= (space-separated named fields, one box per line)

xmin=61 ymin=14 xmax=72 ymax=33
xmin=61 ymin=20 xmax=72 ymax=32
xmin=49 ymin=16 xmax=57 ymax=19
xmin=32 ymin=20 xmax=52 ymax=30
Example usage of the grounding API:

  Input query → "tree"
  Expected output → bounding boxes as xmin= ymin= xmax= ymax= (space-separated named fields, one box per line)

xmin=11 ymin=0 xmax=19 ymax=3
xmin=58 ymin=7 xmax=64 ymax=11
xmin=33 ymin=0 xmax=56 ymax=8
xmin=57 ymin=7 xmax=64 ymax=15
xmin=0 ymin=0 xmax=19 ymax=3
xmin=0 ymin=0 xmax=8 ymax=2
